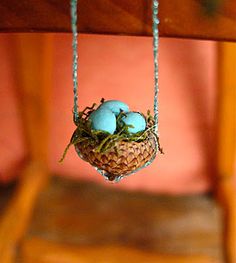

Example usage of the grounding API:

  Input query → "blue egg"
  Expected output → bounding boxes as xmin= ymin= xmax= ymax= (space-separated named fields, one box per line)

xmin=99 ymin=100 xmax=129 ymax=116
xmin=89 ymin=108 xmax=116 ymax=134
xmin=122 ymin=112 xmax=146 ymax=133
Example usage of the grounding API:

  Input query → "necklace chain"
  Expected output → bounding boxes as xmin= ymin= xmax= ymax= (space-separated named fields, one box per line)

xmin=70 ymin=0 xmax=159 ymax=133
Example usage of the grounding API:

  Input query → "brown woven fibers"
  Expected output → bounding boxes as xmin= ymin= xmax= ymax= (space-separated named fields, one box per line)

xmin=75 ymin=132 xmax=157 ymax=181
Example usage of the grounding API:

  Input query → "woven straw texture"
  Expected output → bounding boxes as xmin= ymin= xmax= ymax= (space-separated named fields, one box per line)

xmin=75 ymin=133 xmax=157 ymax=181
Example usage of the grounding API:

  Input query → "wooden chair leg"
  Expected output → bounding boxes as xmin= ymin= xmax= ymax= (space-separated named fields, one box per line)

xmin=0 ymin=34 xmax=53 ymax=263
xmin=216 ymin=42 xmax=236 ymax=263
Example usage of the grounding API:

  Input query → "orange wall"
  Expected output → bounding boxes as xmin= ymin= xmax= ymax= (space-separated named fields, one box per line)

xmin=0 ymin=34 xmax=217 ymax=194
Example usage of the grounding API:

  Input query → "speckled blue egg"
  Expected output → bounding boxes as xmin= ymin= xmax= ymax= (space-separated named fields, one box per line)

xmin=122 ymin=112 xmax=146 ymax=134
xmin=99 ymin=100 xmax=129 ymax=116
xmin=89 ymin=108 xmax=116 ymax=134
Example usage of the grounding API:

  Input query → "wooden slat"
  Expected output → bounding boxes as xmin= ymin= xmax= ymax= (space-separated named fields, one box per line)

xmin=216 ymin=42 xmax=236 ymax=263
xmin=20 ymin=238 xmax=215 ymax=263
xmin=26 ymin=178 xmax=223 ymax=260
xmin=0 ymin=163 xmax=49 ymax=263
xmin=0 ymin=0 xmax=236 ymax=41
xmin=0 ymin=34 xmax=53 ymax=263
xmin=13 ymin=34 xmax=53 ymax=164
xmin=216 ymin=43 xmax=236 ymax=180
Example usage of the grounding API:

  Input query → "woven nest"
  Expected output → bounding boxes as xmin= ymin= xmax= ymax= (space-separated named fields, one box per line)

xmin=75 ymin=132 xmax=157 ymax=181
xmin=60 ymin=101 xmax=162 ymax=182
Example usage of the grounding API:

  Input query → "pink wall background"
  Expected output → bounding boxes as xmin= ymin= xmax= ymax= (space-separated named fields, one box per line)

xmin=0 ymin=34 xmax=217 ymax=194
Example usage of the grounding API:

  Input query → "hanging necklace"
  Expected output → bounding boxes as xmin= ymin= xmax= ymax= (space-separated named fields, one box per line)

xmin=60 ymin=0 xmax=163 ymax=182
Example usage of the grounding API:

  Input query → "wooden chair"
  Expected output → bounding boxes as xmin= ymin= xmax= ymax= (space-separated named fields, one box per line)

xmin=0 ymin=1 xmax=235 ymax=262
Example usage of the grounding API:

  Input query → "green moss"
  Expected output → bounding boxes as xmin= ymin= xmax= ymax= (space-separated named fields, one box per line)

xmin=60 ymin=100 xmax=162 ymax=162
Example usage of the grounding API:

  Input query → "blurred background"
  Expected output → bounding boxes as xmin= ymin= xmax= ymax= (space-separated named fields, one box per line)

xmin=1 ymin=33 xmax=232 ymax=263
xmin=0 ymin=34 xmax=218 ymax=192
xmin=1 ymin=2 xmax=236 ymax=262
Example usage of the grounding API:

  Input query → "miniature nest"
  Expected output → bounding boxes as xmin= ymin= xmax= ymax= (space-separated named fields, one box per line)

xmin=61 ymin=101 xmax=162 ymax=181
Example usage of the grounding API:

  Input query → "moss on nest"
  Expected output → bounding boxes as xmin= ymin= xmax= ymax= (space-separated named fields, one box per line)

xmin=60 ymin=99 xmax=162 ymax=162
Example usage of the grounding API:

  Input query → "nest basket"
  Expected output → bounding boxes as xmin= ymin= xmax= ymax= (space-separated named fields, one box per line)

xmin=64 ymin=103 xmax=160 ymax=182
xmin=75 ymin=131 xmax=157 ymax=181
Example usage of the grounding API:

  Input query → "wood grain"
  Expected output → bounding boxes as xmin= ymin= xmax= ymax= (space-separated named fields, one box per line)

xmin=0 ymin=0 xmax=236 ymax=41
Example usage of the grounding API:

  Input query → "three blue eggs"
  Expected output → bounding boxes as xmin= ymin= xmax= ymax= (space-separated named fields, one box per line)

xmin=89 ymin=100 xmax=146 ymax=134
